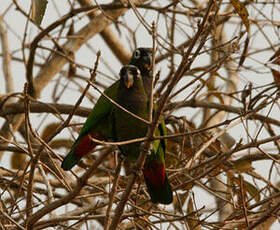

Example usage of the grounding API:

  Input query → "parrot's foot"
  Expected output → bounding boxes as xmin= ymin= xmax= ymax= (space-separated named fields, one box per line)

xmin=118 ymin=152 xmax=126 ymax=162
xmin=139 ymin=142 xmax=152 ymax=155
xmin=130 ymin=163 xmax=138 ymax=175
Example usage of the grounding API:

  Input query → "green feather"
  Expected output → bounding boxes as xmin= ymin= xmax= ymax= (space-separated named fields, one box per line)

xmin=61 ymin=150 xmax=79 ymax=171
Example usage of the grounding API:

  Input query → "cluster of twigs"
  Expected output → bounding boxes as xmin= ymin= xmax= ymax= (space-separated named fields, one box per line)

xmin=1 ymin=0 xmax=280 ymax=229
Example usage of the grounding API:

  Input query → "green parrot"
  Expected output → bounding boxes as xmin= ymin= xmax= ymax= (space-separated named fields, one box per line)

xmin=113 ymin=64 xmax=173 ymax=204
xmin=61 ymin=48 xmax=153 ymax=170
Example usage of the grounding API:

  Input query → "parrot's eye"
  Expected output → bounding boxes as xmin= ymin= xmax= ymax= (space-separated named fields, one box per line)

xmin=133 ymin=49 xmax=141 ymax=59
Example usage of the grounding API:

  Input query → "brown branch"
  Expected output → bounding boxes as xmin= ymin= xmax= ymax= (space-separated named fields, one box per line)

xmin=32 ymin=2 xmax=143 ymax=98
xmin=24 ymin=83 xmax=36 ymax=218
xmin=25 ymin=51 xmax=105 ymax=227
xmin=177 ymin=133 xmax=280 ymax=190
xmin=108 ymin=172 xmax=139 ymax=230
xmin=104 ymin=159 xmax=123 ymax=230
xmin=0 ymin=15 xmax=16 ymax=162
xmin=0 ymin=101 xmax=90 ymax=117
xmin=25 ymin=149 xmax=111 ymax=228
xmin=165 ymin=99 xmax=280 ymax=127
xmin=25 ymin=3 xmax=132 ymax=97
xmin=77 ymin=0 xmax=131 ymax=65
xmin=246 ymin=200 xmax=280 ymax=230
xmin=0 ymin=208 xmax=25 ymax=230
xmin=155 ymin=0 xmax=215 ymax=130
xmin=0 ymin=15 xmax=14 ymax=95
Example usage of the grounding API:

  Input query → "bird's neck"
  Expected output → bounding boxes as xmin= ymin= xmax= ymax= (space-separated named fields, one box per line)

xmin=142 ymin=70 xmax=152 ymax=97
xmin=117 ymin=88 xmax=147 ymax=113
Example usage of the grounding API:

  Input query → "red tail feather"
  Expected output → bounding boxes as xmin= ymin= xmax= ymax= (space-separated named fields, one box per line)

xmin=143 ymin=161 xmax=165 ymax=189
xmin=75 ymin=133 xmax=102 ymax=158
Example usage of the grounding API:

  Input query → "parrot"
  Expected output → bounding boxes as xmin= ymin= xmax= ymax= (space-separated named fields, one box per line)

xmin=113 ymin=64 xmax=173 ymax=204
xmin=61 ymin=48 xmax=153 ymax=170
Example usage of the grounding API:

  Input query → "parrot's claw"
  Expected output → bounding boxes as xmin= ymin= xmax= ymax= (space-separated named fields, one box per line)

xmin=130 ymin=163 xmax=138 ymax=175
xmin=118 ymin=152 xmax=126 ymax=162
xmin=139 ymin=142 xmax=152 ymax=155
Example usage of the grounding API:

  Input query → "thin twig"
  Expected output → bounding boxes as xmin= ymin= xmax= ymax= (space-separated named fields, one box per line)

xmin=104 ymin=158 xmax=123 ymax=230
xmin=26 ymin=149 xmax=112 ymax=228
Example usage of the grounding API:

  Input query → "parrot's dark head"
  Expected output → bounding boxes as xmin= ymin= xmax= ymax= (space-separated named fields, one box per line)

xmin=120 ymin=65 xmax=142 ymax=89
xmin=129 ymin=48 xmax=152 ymax=74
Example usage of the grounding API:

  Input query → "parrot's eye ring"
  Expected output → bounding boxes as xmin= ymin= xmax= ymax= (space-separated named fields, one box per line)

xmin=133 ymin=49 xmax=141 ymax=59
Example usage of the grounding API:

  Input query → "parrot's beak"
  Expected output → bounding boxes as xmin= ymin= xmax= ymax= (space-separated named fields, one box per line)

xmin=143 ymin=55 xmax=152 ymax=70
xmin=124 ymin=73 xmax=134 ymax=88
xmin=144 ymin=63 xmax=152 ymax=70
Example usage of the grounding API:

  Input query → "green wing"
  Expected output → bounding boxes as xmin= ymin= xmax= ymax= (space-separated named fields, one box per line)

xmin=149 ymin=118 xmax=166 ymax=164
xmin=152 ymin=104 xmax=167 ymax=160
xmin=61 ymin=80 xmax=120 ymax=170
xmin=78 ymin=80 xmax=120 ymax=139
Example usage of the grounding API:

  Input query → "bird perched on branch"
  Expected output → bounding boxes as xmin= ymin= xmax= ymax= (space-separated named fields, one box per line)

xmin=113 ymin=64 xmax=173 ymax=204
